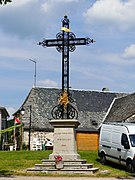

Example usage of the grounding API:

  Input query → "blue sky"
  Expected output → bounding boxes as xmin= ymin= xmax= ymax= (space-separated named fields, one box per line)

xmin=0 ymin=0 xmax=135 ymax=116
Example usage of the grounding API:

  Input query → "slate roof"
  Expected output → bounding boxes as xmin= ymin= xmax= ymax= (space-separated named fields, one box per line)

xmin=0 ymin=107 xmax=9 ymax=117
xmin=104 ymin=92 xmax=135 ymax=122
xmin=15 ymin=87 xmax=127 ymax=132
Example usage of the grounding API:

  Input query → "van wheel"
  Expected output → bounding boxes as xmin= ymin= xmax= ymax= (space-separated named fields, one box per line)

xmin=126 ymin=160 xmax=134 ymax=173
xmin=101 ymin=153 xmax=107 ymax=165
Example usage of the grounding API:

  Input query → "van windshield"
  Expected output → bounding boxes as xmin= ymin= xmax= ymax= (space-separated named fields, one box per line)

xmin=129 ymin=135 xmax=135 ymax=147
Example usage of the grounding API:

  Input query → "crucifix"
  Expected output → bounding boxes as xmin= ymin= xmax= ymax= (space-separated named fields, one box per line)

xmin=38 ymin=15 xmax=95 ymax=120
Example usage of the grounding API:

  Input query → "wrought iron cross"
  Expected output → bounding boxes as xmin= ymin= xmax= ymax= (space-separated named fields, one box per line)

xmin=39 ymin=15 xmax=95 ymax=119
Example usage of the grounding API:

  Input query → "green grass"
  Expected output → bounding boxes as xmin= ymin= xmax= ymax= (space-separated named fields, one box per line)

xmin=0 ymin=150 xmax=51 ymax=176
xmin=0 ymin=150 xmax=51 ymax=170
xmin=79 ymin=150 xmax=135 ymax=177
xmin=0 ymin=150 xmax=134 ymax=178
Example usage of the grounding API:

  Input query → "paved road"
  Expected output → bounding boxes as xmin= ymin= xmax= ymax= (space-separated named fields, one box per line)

xmin=0 ymin=176 xmax=133 ymax=180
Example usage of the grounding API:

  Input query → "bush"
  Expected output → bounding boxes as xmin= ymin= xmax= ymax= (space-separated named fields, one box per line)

xmin=22 ymin=143 xmax=28 ymax=150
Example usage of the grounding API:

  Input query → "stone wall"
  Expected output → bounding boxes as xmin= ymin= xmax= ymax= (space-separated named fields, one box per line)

xmin=23 ymin=131 xmax=53 ymax=150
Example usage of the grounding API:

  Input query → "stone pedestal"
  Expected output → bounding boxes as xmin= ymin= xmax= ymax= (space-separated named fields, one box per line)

xmin=27 ymin=119 xmax=99 ymax=174
xmin=49 ymin=119 xmax=80 ymax=161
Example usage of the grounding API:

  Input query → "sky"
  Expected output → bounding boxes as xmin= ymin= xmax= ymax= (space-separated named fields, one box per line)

xmin=1 ymin=0 xmax=135 ymax=117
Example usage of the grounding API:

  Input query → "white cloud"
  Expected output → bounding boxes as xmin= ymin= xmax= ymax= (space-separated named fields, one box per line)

xmin=41 ymin=1 xmax=51 ymax=13
xmin=0 ymin=0 xmax=85 ymax=39
xmin=0 ymin=47 xmax=31 ymax=59
xmin=56 ymin=0 xmax=78 ymax=2
xmin=84 ymin=0 xmax=135 ymax=31
xmin=5 ymin=0 xmax=37 ymax=7
xmin=41 ymin=0 xmax=80 ymax=14
xmin=0 ymin=1 xmax=45 ymax=39
xmin=37 ymin=79 xmax=58 ymax=88
xmin=41 ymin=0 xmax=68 ymax=13
xmin=123 ymin=44 xmax=135 ymax=59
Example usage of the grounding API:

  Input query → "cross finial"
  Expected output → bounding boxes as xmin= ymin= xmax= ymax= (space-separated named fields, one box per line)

xmin=63 ymin=15 xmax=70 ymax=25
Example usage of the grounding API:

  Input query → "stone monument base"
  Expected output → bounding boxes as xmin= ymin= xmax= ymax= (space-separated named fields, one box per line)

xmin=27 ymin=119 xmax=99 ymax=174
xmin=49 ymin=119 xmax=80 ymax=161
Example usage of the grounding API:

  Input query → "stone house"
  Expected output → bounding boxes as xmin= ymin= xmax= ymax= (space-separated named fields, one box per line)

xmin=104 ymin=92 xmax=135 ymax=122
xmin=13 ymin=87 xmax=130 ymax=151
xmin=0 ymin=107 xmax=9 ymax=149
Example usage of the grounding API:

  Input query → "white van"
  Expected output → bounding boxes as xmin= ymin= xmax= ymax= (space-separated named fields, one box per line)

xmin=98 ymin=123 xmax=135 ymax=172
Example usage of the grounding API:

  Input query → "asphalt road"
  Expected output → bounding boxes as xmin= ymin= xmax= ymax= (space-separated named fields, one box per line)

xmin=0 ymin=176 xmax=132 ymax=180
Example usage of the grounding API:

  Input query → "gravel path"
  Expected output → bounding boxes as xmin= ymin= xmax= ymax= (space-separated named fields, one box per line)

xmin=0 ymin=176 xmax=130 ymax=180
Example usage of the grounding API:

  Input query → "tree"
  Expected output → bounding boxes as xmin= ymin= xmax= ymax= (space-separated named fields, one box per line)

xmin=0 ymin=0 xmax=12 ymax=5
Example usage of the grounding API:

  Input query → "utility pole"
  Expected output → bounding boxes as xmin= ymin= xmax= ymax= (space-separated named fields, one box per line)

xmin=29 ymin=59 xmax=37 ymax=88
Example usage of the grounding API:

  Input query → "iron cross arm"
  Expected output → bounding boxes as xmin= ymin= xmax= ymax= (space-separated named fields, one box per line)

xmin=38 ymin=37 xmax=95 ymax=48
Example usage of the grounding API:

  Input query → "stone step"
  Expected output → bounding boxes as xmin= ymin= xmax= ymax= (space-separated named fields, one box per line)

xmin=27 ymin=158 xmax=99 ymax=175
xmin=42 ymin=159 xmax=87 ymax=165
xmin=34 ymin=163 xmax=93 ymax=170
xmin=27 ymin=167 xmax=99 ymax=175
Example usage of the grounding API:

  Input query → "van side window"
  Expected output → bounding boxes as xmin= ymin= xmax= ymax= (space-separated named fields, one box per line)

xmin=121 ymin=133 xmax=130 ymax=149
xmin=129 ymin=135 xmax=135 ymax=147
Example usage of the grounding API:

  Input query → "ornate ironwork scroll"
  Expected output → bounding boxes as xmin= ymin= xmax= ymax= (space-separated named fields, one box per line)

xmin=38 ymin=15 xmax=95 ymax=119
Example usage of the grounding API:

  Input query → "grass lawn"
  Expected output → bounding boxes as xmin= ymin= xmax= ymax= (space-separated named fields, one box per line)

xmin=0 ymin=150 xmax=135 ymax=178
